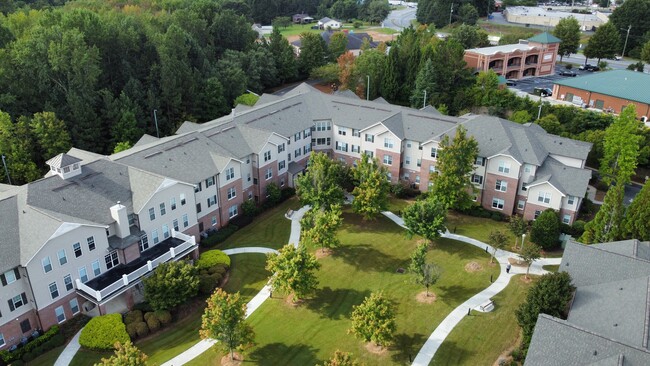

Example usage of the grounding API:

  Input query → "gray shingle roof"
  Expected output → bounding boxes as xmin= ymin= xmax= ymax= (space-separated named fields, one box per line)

xmin=527 ymin=156 xmax=592 ymax=197
xmin=46 ymin=153 xmax=82 ymax=168
xmin=0 ymin=194 xmax=21 ymax=273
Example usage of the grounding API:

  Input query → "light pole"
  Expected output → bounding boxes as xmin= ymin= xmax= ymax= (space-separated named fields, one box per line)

xmin=423 ymin=90 xmax=427 ymax=109
xmin=153 ymin=109 xmax=160 ymax=138
xmin=1 ymin=154 xmax=11 ymax=185
xmin=449 ymin=3 xmax=454 ymax=26
xmin=621 ymin=25 xmax=632 ymax=58
xmin=537 ymin=93 xmax=543 ymax=120
xmin=521 ymin=233 xmax=526 ymax=251
xmin=366 ymin=75 xmax=370 ymax=101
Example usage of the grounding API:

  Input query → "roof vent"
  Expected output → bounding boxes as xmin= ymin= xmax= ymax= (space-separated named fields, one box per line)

xmin=593 ymin=350 xmax=597 ymax=356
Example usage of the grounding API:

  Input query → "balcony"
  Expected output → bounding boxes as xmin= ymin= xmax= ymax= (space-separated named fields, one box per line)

xmin=76 ymin=231 xmax=197 ymax=304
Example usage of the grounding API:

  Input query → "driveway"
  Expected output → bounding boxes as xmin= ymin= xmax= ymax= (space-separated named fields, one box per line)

xmin=383 ymin=6 xmax=417 ymax=30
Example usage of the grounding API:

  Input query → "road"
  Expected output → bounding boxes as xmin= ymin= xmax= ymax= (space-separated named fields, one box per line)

xmin=383 ymin=6 xmax=417 ymax=30
xmin=560 ymin=53 xmax=634 ymax=70
xmin=508 ymin=67 xmax=593 ymax=96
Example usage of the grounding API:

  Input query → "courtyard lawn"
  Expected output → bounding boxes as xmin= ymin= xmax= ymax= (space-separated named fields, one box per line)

xmin=26 ymin=345 xmax=65 ymax=366
xmin=431 ymin=275 xmax=532 ymax=366
xmin=217 ymin=198 xmax=300 ymax=251
xmin=446 ymin=211 xmax=516 ymax=246
xmin=70 ymin=251 xmax=271 ymax=365
xmin=542 ymin=265 xmax=560 ymax=273
xmin=387 ymin=195 xmax=414 ymax=213
xmin=191 ymin=211 xmax=499 ymax=365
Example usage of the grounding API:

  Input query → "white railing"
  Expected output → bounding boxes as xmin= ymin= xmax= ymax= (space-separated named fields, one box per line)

xmin=76 ymin=234 xmax=197 ymax=302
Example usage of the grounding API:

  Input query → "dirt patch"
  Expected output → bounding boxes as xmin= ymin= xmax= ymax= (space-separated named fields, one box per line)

xmin=315 ymin=248 xmax=333 ymax=259
xmin=365 ymin=342 xmax=389 ymax=355
xmin=508 ymin=257 xmax=527 ymax=267
xmin=520 ymin=276 xmax=533 ymax=284
xmin=595 ymin=190 xmax=606 ymax=201
xmin=221 ymin=352 xmax=243 ymax=366
xmin=416 ymin=291 xmax=437 ymax=304
xmin=285 ymin=293 xmax=305 ymax=307
xmin=465 ymin=261 xmax=483 ymax=272
xmin=365 ymin=30 xmax=394 ymax=42
xmin=416 ymin=239 xmax=431 ymax=247
xmin=492 ymin=331 xmax=523 ymax=366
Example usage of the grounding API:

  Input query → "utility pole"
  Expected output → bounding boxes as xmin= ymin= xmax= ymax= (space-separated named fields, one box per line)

xmin=622 ymin=25 xmax=632 ymax=57
xmin=449 ymin=3 xmax=454 ymax=26
xmin=1 ymin=155 xmax=11 ymax=185
xmin=423 ymin=90 xmax=427 ymax=109
xmin=537 ymin=93 xmax=543 ymax=120
xmin=153 ymin=109 xmax=160 ymax=138
xmin=366 ymin=75 xmax=370 ymax=101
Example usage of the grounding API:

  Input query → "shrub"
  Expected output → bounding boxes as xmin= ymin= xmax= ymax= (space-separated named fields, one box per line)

xmin=199 ymin=273 xmax=223 ymax=295
xmin=11 ymin=360 xmax=24 ymax=366
xmin=79 ymin=314 xmax=129 ymax=350
xmin=146 ymin=316 xmax=161 ymax=333
xmin=201 ymin=225 xmax=239 ymax=248
xmin=143 ymin=261 xmax=199 ymax=311
xmin=353 ymin=21 xmax=363 ymax=28
xmin=281 ymin=187 xmax=296 ymax=201
xmin=490 ymin=212 xmax=504 ymax=221
xmin=126 ymin=323 xmax=138 ymax=340
xmin=209 ymin=264 xmax=228 ymax=275
xmin=143 ymin=312 xmax=154 ymax=322
xmin=196 ymin=250 xmax=231 ymax=270
xmin=132 ymin=302 xmax=153 ymax=313
xmin=124 ymin=310 xmax=143 ymax=325
xmin=241 ymin=199 xmax=259 ymax=217
xmin=154 ymin=310 xmax=172 ymax=326
xmin=134 ymin=322 xmax=149 ymax=338
xmin=572 ymin=220 xmax=586 ymax=235
xmin=266 ymin=182 xmax=282 ymax=205
xmin=0 ymin=325 xmax=62 ymax=364
xmin=530 ymin=209 xmax=561 ymax=250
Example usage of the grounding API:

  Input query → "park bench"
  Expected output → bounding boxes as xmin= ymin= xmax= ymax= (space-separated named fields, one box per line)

xmin=479 ymin=300 xmax=495 ymax=312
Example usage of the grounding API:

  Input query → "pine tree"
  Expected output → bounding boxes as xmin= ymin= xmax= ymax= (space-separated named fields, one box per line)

xmin=600 ymin=104 xmax=642 ymax=185
xmin=623 ymin=182 xmax=650 ymax=240
xmin=410 ymin=59 xmax=436 ymax=108
xmin=581 ymin=184 xmax=626 ymax=244
xmin=380 ymin=47 xmax=400 ymax=103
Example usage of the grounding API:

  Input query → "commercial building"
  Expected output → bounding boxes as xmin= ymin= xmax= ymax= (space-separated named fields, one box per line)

xmin=504 ymin=6 xmax=607 ymax=29
xmin=552 ymin=69 xmax=650 ymax=119
xmin=525 ymin=240 xmax=650 ymax=365
xmin=0 ymin=83 xmax=592 ymax=350
xmin=464 ymin=32 xmax=561 ymax=80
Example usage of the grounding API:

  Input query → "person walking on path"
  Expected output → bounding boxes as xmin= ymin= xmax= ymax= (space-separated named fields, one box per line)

xmin=506 ymin=263 xmax=511 ymax=274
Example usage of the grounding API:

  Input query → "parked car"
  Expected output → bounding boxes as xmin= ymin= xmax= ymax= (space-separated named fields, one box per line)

xmin=559 ymin=70 xmax=577 ymax=77
xmin=611 ymin=55 xmax=622 ymax=61
xmin=579 ymin=64 xmax=600 ymax=71
xmin=506 ymin=79 xmax=517 ymax=86
xmin=533 ymin=87 xmax=553 ymax=96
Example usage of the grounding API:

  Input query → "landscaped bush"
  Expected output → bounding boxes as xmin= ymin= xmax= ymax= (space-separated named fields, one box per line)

xmin=132 ymin=302 xmax=153 ymax=313
xmin=146 ymin=316 xmax=161 ymax=332
xmin=199 ymin=273 xmax=223 ymax=295
xmin=143 ymin=311 xmax=154 ymax=322
xmin=200 ymin=224 xmax=239 ymax=248
xmin=0 ymin=325 xmax=63 ymax=364
xmin=124 ymin=310 xmax=143 ymax=325
xmin=241 ymin=199 xmax=260 ymax=217
xmin=154 ymin=310 xmax=172 ymax=325
xmin=79 ymin=314 xmax=129 ymax=350
xmin=457 ymin=206 xmax=505 ymax=221
xmin=126 ymin=323 xmax=138 ymax=340
xmin=281 ymin=187 xmax=296 ymax=201
xmin=134 ymin=322 xmax=149 ymax=338
xmin=230 ymin=214 xmax=253 ymax=229
xmin=208 ymin=264 xmax=228 ymax=275
xmin=196 ymin=250 xmax=231 ymax=270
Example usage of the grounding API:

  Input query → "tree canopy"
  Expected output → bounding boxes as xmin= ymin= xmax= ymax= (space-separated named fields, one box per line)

xmin=348 ymin=292 xmax=396 ymax=347
xmin=600 ymin=104 xmax=642 ymax=185
xmin=266 ymin=244 xmax=321 ymax=301
xmin=301 ymin=205 xmax=343 ymax=251
xmin=581 ymin=183 xmax=626 ymax=244
xmin=296 ymin=152 xmax=345 ymax=210
xmin=143 ymin=261 xmax=199 ymax=311
xmin=530 ymin=209 xmax=560 ymax=250
xmin=584 ymin=22 xmax=620 ymax=63
xmin=95 ymin=341 xmax=148 ymax=366
xmin=553 ymin=16 xmax=581 ymax=61
xmin=351 ymin=153 xmax=390 ymax=220
xmin=402 ymin=199 xmax=447 ymax=243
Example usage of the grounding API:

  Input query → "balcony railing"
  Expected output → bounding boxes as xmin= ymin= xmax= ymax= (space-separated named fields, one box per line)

xmin=76 ymin=231 xmax=197 ymax=303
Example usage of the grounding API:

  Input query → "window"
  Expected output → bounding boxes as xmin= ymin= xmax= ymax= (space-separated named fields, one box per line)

xmin=352 ymin=129 xmax=360 ymax=137
xmin=492 ymin=198 xmax=505 ymax=210
xmin=73 ymin=243 xmax=82 ymax=258
xmin=162 ymin=225 xmax=170 ymax=239
xmin=430 ymin=165 xmax=437 ymax=174
xmin=294 ymin=133 xmax=300 ymax=142
xmin=87 ymin=236 xmax=95 ymax=251
xmin=205 ymin=176 xmax=215 ymax=188
xmin=315 ymin=121 xmax=331 ymax=131
xmin=278 ymin=160 xmax=286 ymax=170
xmin=9 ymin=293 xmax=27 ymax=311
xmin=49 ymin=282 xmax=59 ymax=299
xmin=78 ymin=267 xmax=88 ymax=283
xmin=303 ymin=145 xmax=311 ymax=154
xmin=471 ymin=174 xmax=483 ymax=184
xmin=278 ymin=143 xmax=285 ymax=153
xmin=246 ymin=157 xmax=250 ymax=164
xmin=173 ymin=219 xmax=179 ymax=232
xmin=336 ymin=142 xmax=348 ymax=152
xmin=521 ymin=184 xmax=528 ymax=191
xmin=534 ymin=210 xmax=542 ymax=219
xmin=338 ymin=128 xmax=347 ymax=136
xmin=247 ymin=173 xmax=251 ymax=182
xmin=364 ymin=150 xmax=374 ymax=158
xmin=226 ymin=167 xmax=235 ymax=180
xmin=42 ymin=257 xmax=52 ymax=273
xmin=351 ymin=145 xmax=360 ymax=153
xmin=63 ymin=274 xmax=73 ymax=291
xmin=495 ymin=180 xmax=507 ymax=192
xmin=415 ymin=175 xmax=420 ymax=184
xmin=562 ymin=214 xmax=571 ymax=224
xmin=70 ymin=298 xmax=79 ymax=315
xmin=567 ymin=195 xmax=575 ymax=205
xmin=386 ymin=172 xmax=392 ymax=181
xmin=152 ymin=229 xmax=159 ymax=245
xmin=265 ymin=168 xmax=273 ymax=180
xmin=91 ymin=260 xmax=101 ymax=276
xmin=149 ymin=207 xmax=155 ymax=220
xmin=365 ymin=134 xmax=374 ymax=143
xmin=0 ymin=333 xmax=5 ymax=348
xmin=58 ymin=249 xmax=67 ymax=266
xmin=537 ymin=192 xmax=551 ymax=204
xmin=417 ymin=158 xmax=421 ymax=167
xmin=431 ymin=148 xmax=438 ymax=159
xmin=20 ymin=319 xmax=30 ymax=334
xmin=524 ymin=165 xmax=531 ymax=173
xmin=160 ymin=202 xmax=166 ymax=216
xmin=128 ymin=213 xmax=136 ymax=226
xmin=281 ymin=179 xmax=285 ymax=187
xmin=498 ymin=161 xmax=511 ymax=174
xmin=475 ymin=157 xmax=485 ymax=166
xmin=196 ymin=203 xmax=201 ymax=213
xmin=182 ymin=214 xmax=189 ymax=228
xmin=63 ymin=166 xmax=70 ymax=173
xmin=517 ymin=200 xmax=525 ymax=210
xmin=227 ymin=187 xmax=236 ymax=200
xmin=419 ymin=144 xmax=423 ymax=150
xmin=229 ymin=205 xmax=238 ymax=218
xmin=211 ymin=216 xmax=217 ymax=226
xmin=180 ymin=193 xmax=186 ymax=206
xmin=195 ymin=182 xmax=202 ymax=193
xmin=405 ymin=156 xmax=411 ymax=165
xmin=207 ymin=195 xmax=217 ymax=207
xmin=294 ymin=149 xmax=301 ymax=158
xmin=55 ymin=306 xmax=65 ymax=323
xmin=248 ymin=192 xmax=253 ymax=200
xmin=407 ymin=142 xmax=412 ymax=148
xmin=171 ymin=197 xmax=177 ymax=210
xmin=1 ymin=269 xmax=17 ymax=286
xmin=384 ymin=138 xmax=394 ymax=149
xmin=383 ymin=155 xmax=392 ymax=165
xmin=264 ymin=150 xmax=271 ymax=162
xmin=101 ymin=251 xmax=118 ymax=272
xmin=140 ymin=234 xmax=149 ymax=251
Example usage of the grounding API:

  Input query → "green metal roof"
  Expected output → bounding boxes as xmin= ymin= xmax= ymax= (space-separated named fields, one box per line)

xmin=497 ymin=75 xmax=507 ymax=85
xmin=554 ymin=70 xmax=650 ymax=105
xmin=527 ymin=32 xmax=561 ymax=44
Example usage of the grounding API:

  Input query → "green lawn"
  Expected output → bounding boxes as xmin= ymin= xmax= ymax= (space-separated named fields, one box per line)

xmin=542 ymin=265 xmax=560 ymax=273
xmin=278 ymin=24 xmax=321 ymax=37
xmin=446 ymin=211 xmax=516 ymax=246
xmin=191 ymin=211 xmax=499 ymax=365
xmin=387 ymin=195 xmax=414 ymax=213
xmin=26 ymin=345 xmax=65 ymax=366
xmin=431 ymin=275 xmax=533 ymax=366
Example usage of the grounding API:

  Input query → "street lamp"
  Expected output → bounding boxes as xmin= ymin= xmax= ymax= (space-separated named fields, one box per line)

xmin=153 ymin=109 xmax=160 ymax=138
xmin=366 ymin=75 xmax=370 ymax=101
xmin=521 ymin=233 xmax=526 ymax=251
xmin=449 ymin=3 xmax=454 ymax=26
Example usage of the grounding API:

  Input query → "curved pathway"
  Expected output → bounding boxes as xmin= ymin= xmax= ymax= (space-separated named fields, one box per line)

xmin=380 ymin=211 xmax=561 ymax=366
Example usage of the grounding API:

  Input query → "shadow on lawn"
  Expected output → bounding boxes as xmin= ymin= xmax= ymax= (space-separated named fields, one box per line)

xmin=391 ymin=332 xmax=426 ymax=364
xmin=435 ymin=238 xmax=491 ymax=261
xmin=306 ymin=286 xmax=371 ymax=320
xmin=431 ymin=340 xmax=476 ymax=365
xmin=333 ymin=244 xmax=406 ymax=273
xmin=437 ymin=284 xmax=487 ymax=304
xmin=248 ymin=342 xmax=319 ymax=366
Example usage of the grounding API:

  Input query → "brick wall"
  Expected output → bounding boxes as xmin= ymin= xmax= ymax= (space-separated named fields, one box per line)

xmin=122 ymin=243 xmax=140 ymax=264
xmin=37 ymin=292 xmax=81 ymax=331
xmin=218 ymin=178 xmax=244 ymax=226
xmin=553 ymin=85 xmax=650 ymax=118
xmin=482 ymin=173 xmax=519 ymax=215
xmin=0 ymin=310 xmax=40 ymax=350
xmin=376 ymin=148 xmax=400 ymax=184
xmin=522 ymin=201 xmax=550 ymax=221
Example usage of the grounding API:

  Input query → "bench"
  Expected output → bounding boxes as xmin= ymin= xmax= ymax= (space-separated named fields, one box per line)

xmin=285 ymin=209 xmax=294 ymax=219
xmin=479 ymin=300 xmax=495 ymax=312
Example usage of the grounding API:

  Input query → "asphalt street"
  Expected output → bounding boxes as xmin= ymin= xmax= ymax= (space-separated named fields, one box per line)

xmin=561 ymin=53 xmax=634 ymax=70
xmin=507 ymin=67 xmax=593 ymax=96
xmin=383 ymin=6 xmax=416 ymax=30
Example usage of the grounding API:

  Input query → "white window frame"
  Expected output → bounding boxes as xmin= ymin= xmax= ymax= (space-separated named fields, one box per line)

xmin=226 ymin=167 xmax=235 ymax=180
xmin=228 ymin=205 xmax=238 ymax=218
xmin=517 ymin=200 xmax=525 ymax=210
xmin=537 ymin=192 xmax=551 ymax=204
xmin=149 ymin=207 xmax=155 ymax=220
xmin=160 ymin=202 xmax=166 ymax=216
xmin=105 ymin=251 xmax=119 ymax=270
xmin=91 ymin=260 xmax=101 ymax=277
xmin=567 ymin=195 xmax=575 ymax=205
xmin=171 ymin=197 xmax=177 ymax=210
xmin=265 ymin=168 xmax=273 ymax=180
xmin=73 ymin=243 xmax=82 ymax=258
xmin=471 ymin=174 xmax=483 ymax=184
xmin=383 ymin=155 xmax=392 ymax=165
xmin=180 ymin=193 xmax=186 ymax=205
xmin=492 ymin=198 xmax=505 ymax=210
xmin=57 ymin=249 xmax=67 ymax=266
xmin=55 ymin=306 xmax=66 ymax=324
xmin=227 ymin=187 xmax=236 ymax=200
xmin=64 ymin=274 xmax=73 ymax=291
xmin=3 ymin=269 xmax=16 ymax=285
xmin=49 ymin=282 xmax=59 ymax=299
xmin=384 ymin=138 xmax=394 ymax=149
xmin=278 ymin=160 xmax=286 ymax=170
xmin=0 ymin=333 xmax=5 ymax=347
xmin=562 ymin=214 xmax=571 ymax=224
xmin=87 ymin=236 xmax=95 ymax=251
xmin=431 ymin=148 xmax=438 ymax=159
xmin=365 ymin=134 xmax=374 ymax=143
xmin=152 ymin=229 xmax=159 ymax=245
xmin=264 ymin=151 xmax=271 ymax=162
xmin=140 ymin=234 xmax=149 ymax=251
xmin=70 ymin=298 xmax=80 ymax=315
xmin=42 ymin=256 xmax=52 ymax=273
xmin=498 ymin=161 xmax=511 ymax=174
xmin=173 ymin=219 xmax=179 ymax=231
xmin=78 ymin=267 xmax=88 ymax=283
xmin=182 ymin=214 xmax=189 ymax=228
xmin=495 ymin=180 xmax=507 ymax=192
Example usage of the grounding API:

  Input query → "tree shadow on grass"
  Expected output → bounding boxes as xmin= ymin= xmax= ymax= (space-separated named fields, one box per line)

xmin=247 ymin=342 xmax=319 ymax=366
xmin=430 ymin=340 xmax=476 ymax=365
xmin=433 ymin=238 xmax=493 ymax=261
xmin=341 ymin=212 xmax=404 ymax=234
xmin=391 ymin=332 xmax=426 ymax=364
xmin=305 ymin=286 xmax=371 ymax=320
xmin=437 ymin=283 xmax=490 ymax=304
xmin=333 ymin=244 xmax=408 ymax=273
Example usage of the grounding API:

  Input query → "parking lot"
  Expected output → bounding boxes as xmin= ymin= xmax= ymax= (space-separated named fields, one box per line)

xmin=508 ymin=67 xmax=594 ymax=96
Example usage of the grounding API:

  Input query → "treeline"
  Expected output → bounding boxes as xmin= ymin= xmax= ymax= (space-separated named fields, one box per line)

xmin=0 ymin=0 xmax=302 ymax=184
xmin=417 ymin=0 xmax=490 ymax=28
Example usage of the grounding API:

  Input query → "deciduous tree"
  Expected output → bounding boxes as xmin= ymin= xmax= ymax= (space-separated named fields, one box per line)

xmin=95 ymin=341 xmax=148 ymax=366
xmin=429 ymin=125 xmax=479 ymax=210
xmin=298 ymin=32 xmax=327 ymax=77
xmin=295 ymin=152 xmax=345 ymax=210
xmin=584 ymin=22 xmax=620 ymax=63
xmin=553 ymin=16 xmax=581 ymax=61
xmin=402 ymin=199 xmax=447 ymax=243
xmin=328 ymin=32 xmax=348 ymax=61
xmin=29 ymin=112 xmax=72 ymax=161
xmin=623 ymin=181 xmax=650 ymax=240
xmin=318 ymin=350 xmax=361 ymax=366
xmin=581 ymin=183 xmax=626 ymax=244
xmin=520 ymin=243 xmax=541 ymax=279
xmin=487 ymin=230 xmax=508 ymax=263
xmin=600 ymin=104 xmax=642 ymax=185
xmin=143 ymin=261 xmax=199 ymax=311
xmin=530 ymin=209 xmax=560 ymax=250
xmin=301 ymin=205 xmax=343 ymax=252
xmin=450 ymin=24 xmax=488 ymax=49
xmin=351 ymin=153 xmax=390 ymax=219
xmin=200 ymin=289 xmax=255 ymax=361
xmin=349 ymin=292 xmax=396 ymax=347
xmin=266 ymin=244 xmax=321 ymax=301
xmin=458 ymin=4 xmax=479 ymax=25
xmin=508 ymin=215 xmax=528 ymax=249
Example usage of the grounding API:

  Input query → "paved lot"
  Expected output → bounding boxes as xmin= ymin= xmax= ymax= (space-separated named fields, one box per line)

xmin=508 ymin=67 xmax=592 ymax=96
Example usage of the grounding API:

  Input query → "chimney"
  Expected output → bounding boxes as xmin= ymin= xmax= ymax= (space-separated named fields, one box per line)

xmin=110 ymin=201 xmax=129 ymax=239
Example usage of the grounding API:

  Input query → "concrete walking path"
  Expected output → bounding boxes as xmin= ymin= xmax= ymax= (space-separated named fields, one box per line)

xmin=53 ymin=329 xmax=82 ymax=366
xmin=380 ymin=211 xmax=560 ymax=366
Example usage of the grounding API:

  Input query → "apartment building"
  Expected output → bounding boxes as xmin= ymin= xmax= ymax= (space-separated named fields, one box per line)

xmin=0 ymin=82 xmax=591 ymax=350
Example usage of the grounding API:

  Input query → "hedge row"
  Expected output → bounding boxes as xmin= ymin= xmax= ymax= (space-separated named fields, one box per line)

xmin=196 ymin=250 xmax=231 ymax=270
xmin=457 ymin=205 xmax=506 ymax=222
xmin=0 ymin=325 xmax=64 ymax=365
xmin=79 ymin=314 xmax=129 ymax=350
xmin=123 ymin=309 xmax=172 ymax=340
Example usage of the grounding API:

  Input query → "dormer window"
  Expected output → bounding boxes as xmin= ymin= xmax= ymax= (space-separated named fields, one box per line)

xmin=46 ymin=153 xmax=82 ymax=179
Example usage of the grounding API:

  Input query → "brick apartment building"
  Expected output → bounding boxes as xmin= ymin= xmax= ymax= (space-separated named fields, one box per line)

xmin=0 ymin=83 xmax=591 ymax=350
